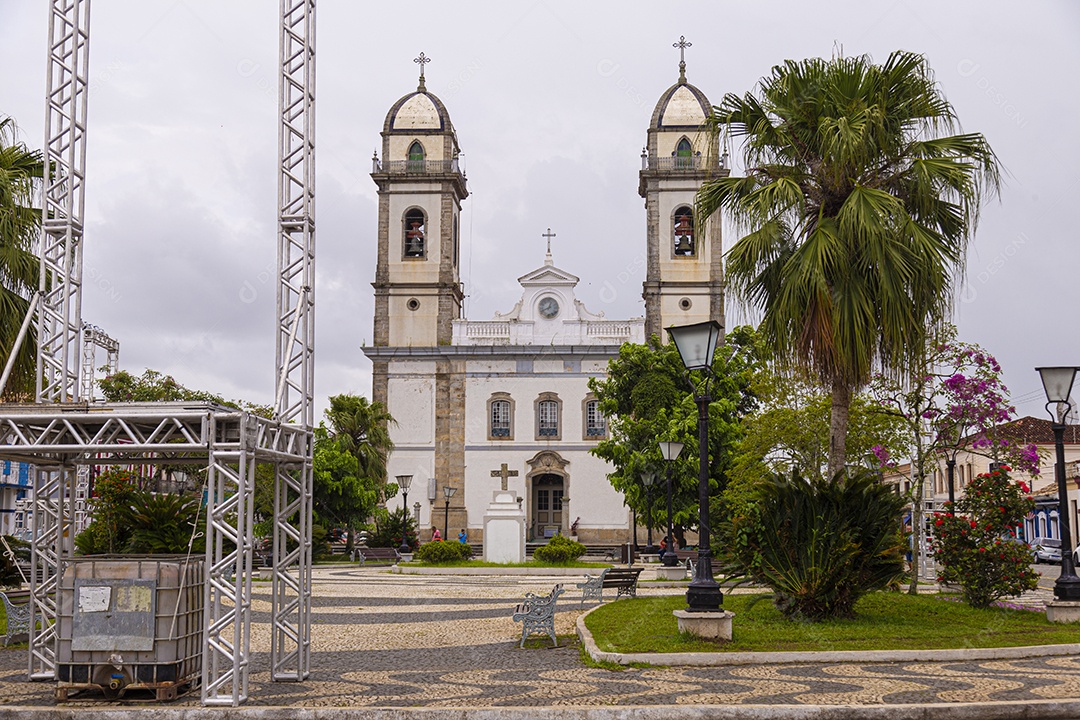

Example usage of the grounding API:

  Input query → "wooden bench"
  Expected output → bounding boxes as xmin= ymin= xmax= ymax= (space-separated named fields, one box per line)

xmin=512 ymin=584 xmax=564 ymax=648
xmin=355 ymin=547 xmax=400 ymax=565
xmin=576 ymin=566 xmax=643 ymax=604
xmin=0 ymin=591 xmax=31 ymax=646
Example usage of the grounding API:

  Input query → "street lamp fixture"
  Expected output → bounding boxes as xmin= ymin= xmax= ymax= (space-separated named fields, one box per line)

xmin=640 ymin=471 xmax=658 ymax=552
xmin=1036 ymin=366 xmax=1080 ymax=601
xmin=659 ymin=440 xmax=684 ymax=567
xmin=667 ymin=320 xmax=723 ymax=613
xmin=396 ymin=475 xmax=413 ymax=554
xmin=443 ymin=485 xmax=457 ymax=542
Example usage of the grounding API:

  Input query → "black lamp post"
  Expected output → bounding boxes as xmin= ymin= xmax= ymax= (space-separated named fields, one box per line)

xmin=667 ymin=320 xmax=723 ymax=612
xmin=659 ymin=440 xmax=684 ymax=567
xmin=640 ymin=471 xmax=657 ymax=552
xmin=396 ymin=474 xmax=413 ymax=554
xmin=945 ymin=457 xmax=956 ymax=516
xmin=1037 ymin=366 xmax=1080 ymax=601
xmin=443 ymin=485 xmax=457 ymax=542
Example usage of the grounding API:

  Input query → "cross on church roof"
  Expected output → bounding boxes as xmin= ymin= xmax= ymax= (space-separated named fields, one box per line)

xmin=414 ymin=52 xmax=431 ymax=90
xmin=542 ymin=228 xmax=556 ymax=266
xmin=673 ymin=35 xmax=692 ymax=82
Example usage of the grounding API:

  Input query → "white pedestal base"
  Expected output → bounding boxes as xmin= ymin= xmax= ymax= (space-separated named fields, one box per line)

xmin=656 ymin=566 xmax=687 ymax=580
xmin=1046 ymin=600 xmax=1080 ymax=623
xmin=673 ymin=609 xmax=734 ymax=640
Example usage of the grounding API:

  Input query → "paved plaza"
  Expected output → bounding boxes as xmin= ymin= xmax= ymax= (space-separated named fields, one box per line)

xmin=2 ymin=565 xmax=1080 ymax=717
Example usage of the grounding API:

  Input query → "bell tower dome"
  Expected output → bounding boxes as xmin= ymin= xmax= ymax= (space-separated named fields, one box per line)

xmin=371 ymin=53 xmax=468 ymax=349
xmin=639 ymin=37 xmax=727 ymax=341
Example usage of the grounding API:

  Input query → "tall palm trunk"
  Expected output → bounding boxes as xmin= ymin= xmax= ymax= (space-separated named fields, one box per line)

xmin=828 ymin=378 xmax=852 ymax=478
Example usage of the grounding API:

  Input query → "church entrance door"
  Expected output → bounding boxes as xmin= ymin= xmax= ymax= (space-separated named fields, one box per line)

xmin=531 ymin=473 xmax=564 ymax=540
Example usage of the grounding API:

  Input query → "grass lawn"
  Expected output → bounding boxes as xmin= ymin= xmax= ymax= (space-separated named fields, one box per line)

xmin=585 ymin=592 xmax=1080 ymax=654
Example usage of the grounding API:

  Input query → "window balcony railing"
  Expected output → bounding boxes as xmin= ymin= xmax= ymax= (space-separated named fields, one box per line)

xmin=372 ymin=158 xmax=463 ymax=175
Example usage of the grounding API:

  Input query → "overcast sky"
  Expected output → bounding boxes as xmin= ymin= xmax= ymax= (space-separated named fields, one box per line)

xmin=1 ymin=1 xmax=1078 ymax=423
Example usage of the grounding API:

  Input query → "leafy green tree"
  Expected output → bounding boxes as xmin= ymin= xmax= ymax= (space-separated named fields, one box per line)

xmin=75 ymin=469 xmax=139 ymax=554
xmin=367 ymin=505 xmax=418 ymax=551
xmin=718 ymin=468 xmax=907 ymax=621
xmin=311 ymin=425 xmax=380 ymax=542
xmin=730 ymin=371 xmax=909 ymax=489
xmin=698 ymin=51 xmax=1001 ymax=477
xmin=320 ymin=394 xmax=395 ymax=554
xmin=0 ymin=117 xmax=44 ymax=400
xmin=98 ymin=368 xmax=231 ymax=405
xmin=589 ymin=327 xmax=762 ymax=544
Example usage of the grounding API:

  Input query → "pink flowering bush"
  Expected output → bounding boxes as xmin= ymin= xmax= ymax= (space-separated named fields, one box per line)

xmin=930 ymin=466 xmax=1038 ymax=608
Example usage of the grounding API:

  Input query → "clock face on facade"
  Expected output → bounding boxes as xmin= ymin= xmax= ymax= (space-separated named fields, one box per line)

xmin=538 ymin=297 xmax=560 ymax=319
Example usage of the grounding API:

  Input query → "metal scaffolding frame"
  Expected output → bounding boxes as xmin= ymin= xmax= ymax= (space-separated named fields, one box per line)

xmin=6 ymin=0 xmax=318 ymax=706
xmin=37 ymin=0 xmax=90 ymax=404
xmin=79 ymin=323 xmax=118 ymax=402
xmin=0 ymin=403 xmax=310 ymax=704
xmin=271 ymin=0 xmax=316 ymax=684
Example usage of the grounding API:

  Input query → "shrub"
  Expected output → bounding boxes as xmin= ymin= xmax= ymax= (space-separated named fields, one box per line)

xmin=533 ymin=534 xmax=586 ymax=564
xmin=930 ymin=466 xmax=1039 ymax=608
xmin=75 ymin=469 xmax=139 ymax=555
xmin=415 ymin=539 xmax=472 ymax=564
xmin=368 ymin=506 xmax=419 ymax=550
xmin=718 ymin=468 xmax=907 ymax=621
xmin=126 ymin=491 xmax=206 ymax=554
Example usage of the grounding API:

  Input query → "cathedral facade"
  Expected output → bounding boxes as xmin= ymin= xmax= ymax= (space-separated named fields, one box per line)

xmin=363 ymin=53 xmax=726 ymax=544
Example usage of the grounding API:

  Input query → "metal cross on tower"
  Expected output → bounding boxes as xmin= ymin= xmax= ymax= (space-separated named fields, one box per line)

xmin=414 ymin=52 xmax=430 ymax=89
xmin=673 ymin=35 xmax=692 ymax=81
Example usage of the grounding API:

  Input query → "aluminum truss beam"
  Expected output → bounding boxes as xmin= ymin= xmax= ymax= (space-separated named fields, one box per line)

xmin=271 ymin=0 xmax=315 ymax=684
xmin=79 ymin=323 xmax=118 ymax=402
xmin=36 ymin=0 xmax=91 ymax=404
xmin=0 ymin=403 xmax=309 ymax=703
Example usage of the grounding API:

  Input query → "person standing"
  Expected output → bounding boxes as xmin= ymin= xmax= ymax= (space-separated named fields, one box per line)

xmin=431 ymin=526 xmax=441 ymax=542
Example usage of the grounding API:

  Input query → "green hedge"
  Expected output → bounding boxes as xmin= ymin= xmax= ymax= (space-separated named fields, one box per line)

xmin=533 ymin=534 xmax=586 ymax=564
xmin=415 ymin=540 xmax=473 ymax=564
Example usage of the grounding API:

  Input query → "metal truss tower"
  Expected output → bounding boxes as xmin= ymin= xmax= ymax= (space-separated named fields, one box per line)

xmin=79 ymin=323 xmax=118 ymax=402
xmin=269 ymin=0 xmax=316 ymax=684
xmin=37 ymin=0 xmax=90 ymax=404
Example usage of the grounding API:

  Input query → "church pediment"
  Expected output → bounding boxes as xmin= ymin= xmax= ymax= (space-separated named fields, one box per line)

xmin=517 ymin=265 xmax=579 ymax=286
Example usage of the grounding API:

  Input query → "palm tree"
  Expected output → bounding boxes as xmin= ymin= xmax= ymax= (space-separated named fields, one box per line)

xmin=324 ymin=394 xmax=395 ymax=552
xmin=697 ymin=51 xmax=1001 ymax=477
xmin=0 ymin=117 xmax=43 ymax=400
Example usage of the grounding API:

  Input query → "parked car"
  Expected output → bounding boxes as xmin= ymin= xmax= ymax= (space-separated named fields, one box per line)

xmin=1034 ymin=538 xmax=1062 ymax=564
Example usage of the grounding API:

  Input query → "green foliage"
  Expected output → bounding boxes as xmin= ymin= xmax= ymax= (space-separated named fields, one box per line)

xmin=312 ymin=425 xmax=379 ymax=531
xmin=126 ymin=492 xmax=205 ymax=554
xmin=0 ymin=535 xmax=30 ymax=588
xmin=589 ymin=326 xmax=763 ymax=540
xmin=0 ymin=116 xmax=44 ymax=401
xmin=414 ymin=539 xmax=472 ymax=564
xmin=718 ymin=468 xmax=907 ymax=621
xmin=75 ymin=469 xmax=139 ymax=555
xmin=730 ymin=372 xmax=909 ymax=487
xmin=532 ymin=534 xmax=587 ymax=564
xmin=700 ymin=51 xmax=1001 ymax=475
xmin=367 ymin=506 xmax=418 ymax=550
xmin=930 ymin=467 xmax=1039 ymax=609
xmin=98 ymin=369 xmax=233 ymax=405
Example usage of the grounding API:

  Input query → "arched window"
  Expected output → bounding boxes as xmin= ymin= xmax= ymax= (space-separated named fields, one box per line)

xmin=673 ymin=206 xmax=695 ymax=256
xmin=675 ymin=137 xmax=693 ymax=168
xmin=403 ymin=208 xmax=426 ymax=258
xmin=488 ymin=393 xmax=514 ymax=440
xmin=583 ymin=395 xmax=606 ymax=439
xmin=535 ymin=392 xmax=562 ymax=440
xmin=407 ymin=141 xmax=425 ymax=172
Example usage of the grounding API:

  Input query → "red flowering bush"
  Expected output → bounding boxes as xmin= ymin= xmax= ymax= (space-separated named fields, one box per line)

xmin=930 ymin=466 xmax=1038 ymax=608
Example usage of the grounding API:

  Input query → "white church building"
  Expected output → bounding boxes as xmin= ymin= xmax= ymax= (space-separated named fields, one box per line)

xmin=363 ymin=49 xmax=726 ymax=544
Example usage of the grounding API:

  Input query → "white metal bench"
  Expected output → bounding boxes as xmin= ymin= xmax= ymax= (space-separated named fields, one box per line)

xmin=512 ymin=583 xmax=564 ymax=648
xmin=0 ymin=591 xmax=31 ymax=646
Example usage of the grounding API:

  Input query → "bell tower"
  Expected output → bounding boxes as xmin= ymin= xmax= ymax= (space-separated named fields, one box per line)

xmin=371 ymin=53 xmax=468 ymax=350
xmin=639 ymin=37 xmax=727 ymax=341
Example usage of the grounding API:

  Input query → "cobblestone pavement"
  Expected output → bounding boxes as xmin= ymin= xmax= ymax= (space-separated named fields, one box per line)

xmin=1 ymin=566 xmax=1079 ymax=709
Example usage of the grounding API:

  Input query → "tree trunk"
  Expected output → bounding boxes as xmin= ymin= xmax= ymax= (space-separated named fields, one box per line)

xmin=827 ymin=377 xmax=852 ymax=479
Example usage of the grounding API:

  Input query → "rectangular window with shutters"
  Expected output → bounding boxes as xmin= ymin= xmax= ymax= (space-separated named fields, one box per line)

xmin=538 ymin=400 xmax=559 ymax=437
xmin=491 ymin=400 xmax=511 ymax=437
